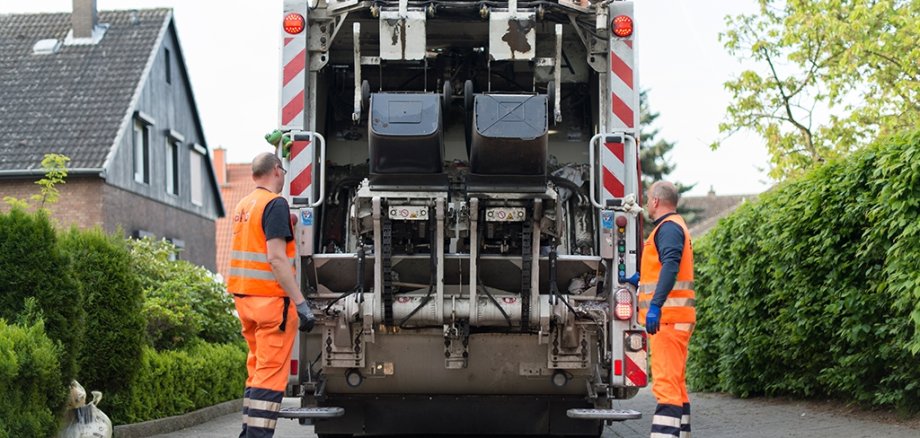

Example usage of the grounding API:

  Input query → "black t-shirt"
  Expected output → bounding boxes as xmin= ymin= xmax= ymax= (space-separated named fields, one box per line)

xmin=260 ymin=192 xmax=294 ymax=242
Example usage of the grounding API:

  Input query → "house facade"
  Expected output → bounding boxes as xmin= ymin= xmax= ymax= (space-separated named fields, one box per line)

xmin=0 ymin=1 xmax=223 ymax=269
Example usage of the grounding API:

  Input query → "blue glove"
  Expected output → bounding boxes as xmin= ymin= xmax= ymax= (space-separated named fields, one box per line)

xmin=645 ymin=305 xmax=661 ymax=335
xmin=618 ymin=272 xmax=639 ymax=287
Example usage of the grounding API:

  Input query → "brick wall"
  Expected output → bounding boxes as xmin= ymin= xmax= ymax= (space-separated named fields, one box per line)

xmin=0 ymin=176 xmax=216 ymax=271
xmin=103 ymin=183 xmax=216 ymax=271
xmin=0 ymin=176 xmax=105 ymax=228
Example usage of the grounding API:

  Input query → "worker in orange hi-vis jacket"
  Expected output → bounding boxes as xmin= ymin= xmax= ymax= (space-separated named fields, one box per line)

xmin=228 ymin=152 xmax=316 ymax=438
xmin=626 ymin=181 xmax=696 ymax=438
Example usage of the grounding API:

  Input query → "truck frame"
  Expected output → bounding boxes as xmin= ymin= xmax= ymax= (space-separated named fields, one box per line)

xmin=273 ymin=1 xmax=647 ymax=436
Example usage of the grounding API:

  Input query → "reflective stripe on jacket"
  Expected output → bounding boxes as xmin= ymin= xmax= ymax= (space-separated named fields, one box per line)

xmin=638 ymin=214 xmax=696 ymax=324
xmin=227 ymin=189 xmax=295 ymax=297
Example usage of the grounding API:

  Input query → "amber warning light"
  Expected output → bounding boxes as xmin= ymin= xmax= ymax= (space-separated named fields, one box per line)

xmin=284 ymin=13 xmax=305 ymax=34
xmin=612 ymin=15 xmax=633 ymax=38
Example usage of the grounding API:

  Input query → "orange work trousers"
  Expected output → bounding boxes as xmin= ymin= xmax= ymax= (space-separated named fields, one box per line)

xmin=234 ymin=295 xmax=298 ymax=392
xmin=649 ymin=322 xmax=693 ymax=438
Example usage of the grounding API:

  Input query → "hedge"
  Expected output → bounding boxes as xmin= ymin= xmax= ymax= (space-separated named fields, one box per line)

xmin=107 ymin=342 xmax=248 ymax=425
xmin=60 ymin=228 xmax=146 ymax=407
xmin=0 ymin=318 xmax=64 ymax=438
xmin=688 ymin=130 xmax=920 ymax=411
xmin=0 ymin=208 xmax=84 ymax=388
xmin=129 ymin=238 xmax=240 ymax=350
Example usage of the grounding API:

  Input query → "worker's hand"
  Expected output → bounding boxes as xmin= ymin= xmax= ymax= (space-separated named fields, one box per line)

xmin=645 ymin=305 xmax=661 ymax=335
xmin=618 ymin=272 xmax=639 ymax=287
xmin=296 ymin=301 xmax=316 ymax=333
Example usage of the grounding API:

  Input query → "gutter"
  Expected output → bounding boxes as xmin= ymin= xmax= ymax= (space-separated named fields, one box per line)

xmin=0 ymin=168 xmax=104 ymax=178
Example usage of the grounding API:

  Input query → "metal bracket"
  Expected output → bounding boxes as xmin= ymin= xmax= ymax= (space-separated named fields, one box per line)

xmin=444 ymin=321 xmax=470 ymax=369
xmin=553 ymin=24 xmax=563 ymax=123
xmin=352 ymin=22 xmax=362 ymax=122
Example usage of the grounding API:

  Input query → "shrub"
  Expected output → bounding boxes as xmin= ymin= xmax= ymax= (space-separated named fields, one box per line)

xmin=0 ymin=318 xmax=65 ymax=438
xmin=129 ymin=238 xmax=240 ymax=350
xmin=0 ymin=207 xmax=83 ymax=387
xmin=60 ymin=228 xmax=146 ymax=404
xmin=106 ymin=342 xmax=248 ymax=425
xmin=688 ymin=130 xmax=920 ymax=411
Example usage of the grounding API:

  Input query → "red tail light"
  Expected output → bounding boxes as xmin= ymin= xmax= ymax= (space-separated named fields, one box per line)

xmin=290 ymin=359 xmax=299 ymax=375
xmin=284 ymin=13 xmax=306 ymax=34
xmin=614 ymin=288 xmax=633 ymax=320
xmin=612 ymin=15 xmax=633 ymax=38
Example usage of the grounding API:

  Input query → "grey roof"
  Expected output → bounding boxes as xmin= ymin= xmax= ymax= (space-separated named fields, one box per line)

xmin=680 ymin=193 xmax=757 ymax=236
xmin=0 ymin=9 xmax=170 ymax=172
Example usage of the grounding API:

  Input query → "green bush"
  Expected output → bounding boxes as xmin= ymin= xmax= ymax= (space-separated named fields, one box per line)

xmin=0 ymin=207 xmax=84 ymax=387
xmin=107 ymin=342 xmax=248 ymax=425
xmin=688 ymin=130 xmax=920 ymax=411
xmin=129 ymin=238 xmax=240 ymax=350
xmin=0 ymin=318 xmax=65 ymax=438
xmin=60 ymin=228 xmax=146 ymax=404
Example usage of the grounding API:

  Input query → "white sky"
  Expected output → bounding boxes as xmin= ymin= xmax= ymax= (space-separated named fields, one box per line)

xmin=2 ymin=0 xmax=771 ymax=196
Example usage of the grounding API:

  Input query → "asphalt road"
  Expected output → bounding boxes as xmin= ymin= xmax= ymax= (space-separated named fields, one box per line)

xmin=152 ymin=388 xmax=920 ymax=437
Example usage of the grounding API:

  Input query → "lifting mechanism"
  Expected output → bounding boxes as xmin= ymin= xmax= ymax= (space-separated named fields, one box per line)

xmin=272 ymin=0 xmax=647 ymax=435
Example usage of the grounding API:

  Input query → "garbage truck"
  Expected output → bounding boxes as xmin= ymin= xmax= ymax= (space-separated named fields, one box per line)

xmin=271 ymin=0 xmax=647 ymax=436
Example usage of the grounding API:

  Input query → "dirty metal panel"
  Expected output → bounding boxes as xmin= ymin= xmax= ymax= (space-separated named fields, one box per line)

xmin=489 ymin=11 xmax=536 ymax=61
xmin=379 ymin=10 xmax=427 ymax=60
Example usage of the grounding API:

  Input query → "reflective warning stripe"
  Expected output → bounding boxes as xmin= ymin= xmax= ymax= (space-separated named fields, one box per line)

xmin=638 ymin=297 xmax=696 ymax=309
xmin=607 ymin=1 xmax=638 ymax=134
xmin=249 ymin=399 xmax=282 ymax=412
xmin=247 ymin=416 xmax=277 ymax=429
xmin=231 ymin=250 xmax=296 ymax=265
xmin=653 ymin=414 xmax=682 ymax=428
xmin=229 ymin=267 xmax=277 ymax=281
xmin=638 ymin=280 xmax=694 ymax=293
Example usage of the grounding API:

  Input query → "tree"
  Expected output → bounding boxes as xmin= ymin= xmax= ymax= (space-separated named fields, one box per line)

xmin=713 ymin=0 xmax=919 ymax=179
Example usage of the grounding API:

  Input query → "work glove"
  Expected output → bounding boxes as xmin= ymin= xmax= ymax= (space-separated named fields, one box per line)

xmin=645 ymin=304 xmax=661 ymax=335
xmin=296 ymin=300 xmax=316 ymax=333
xmin=619 ymin=272 xmax=639 ymax=287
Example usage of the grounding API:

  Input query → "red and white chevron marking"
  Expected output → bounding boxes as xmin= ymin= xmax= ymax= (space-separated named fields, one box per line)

xmin=280 ymin=4 xmax=307 ymax=130
xmin=288 ymin=138 xmax=313 ymax=197
xmin=625 ymin=331 xmax=648 ymax=387
xmin=601 ymin=139 xmax=626 ymax=201
xmin=609 ymin=40 xmax=636 ymax=131
xmin=608 ymin=2 xmax=638 ymax=133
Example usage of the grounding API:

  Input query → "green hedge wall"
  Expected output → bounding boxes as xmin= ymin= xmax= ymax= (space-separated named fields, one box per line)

xmin=108 ymin=342 xmax=248 ymax=425
xmin=60 ymin=228 xmax=146 ymax=407
xmin=688 ymin=131 xmax=920 ymax=411
xmin=0 ymin=319 xmax=64 ymax=438
xmin=0 ymin=208 xmax=84 ymax=388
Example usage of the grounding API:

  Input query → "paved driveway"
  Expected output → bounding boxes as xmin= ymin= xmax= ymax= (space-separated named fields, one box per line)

xmin=152 ymin=388 xmax=920 ymax=437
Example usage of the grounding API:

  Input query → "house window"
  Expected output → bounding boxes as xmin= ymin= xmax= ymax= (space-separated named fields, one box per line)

xmin=164 ymin=48 xmax=171 ymax=84
xmin=166 ymin=138 xmax=179 ymax=196
xmin=133 ymin=119 xmax=150 ymax=184
xmin=167 ymin=238 xmax=185 ymax=261
xmin=190 ymin=145 xmax=205 ymax=206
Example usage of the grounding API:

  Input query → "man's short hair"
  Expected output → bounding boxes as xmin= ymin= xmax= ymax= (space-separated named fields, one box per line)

xmin=252 ymin=152 xmax=281 ymax=178
xmin=652 ymin=181 xmax=680 ymax=207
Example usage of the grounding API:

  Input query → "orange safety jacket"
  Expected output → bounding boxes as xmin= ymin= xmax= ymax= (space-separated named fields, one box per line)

xmin=638 ymin=213 xmax=695 ymax=324
xmin=228 ymin=188 xmax=296 ymax=297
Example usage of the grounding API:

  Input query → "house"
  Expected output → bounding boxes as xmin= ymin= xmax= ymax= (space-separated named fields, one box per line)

xmin=212 ymin=148 xmax=257 ymax=281
xmin=679 ymin=188 xmax=757 ymax=237
xmin=0 ymin=1 xmax=224 ymax=270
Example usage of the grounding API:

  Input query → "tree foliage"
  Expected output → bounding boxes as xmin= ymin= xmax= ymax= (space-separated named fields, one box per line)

xmin=689 ymin=130 xmax=920 ymax=411
xmin=713 ymin=0 xmax=919 ymax=179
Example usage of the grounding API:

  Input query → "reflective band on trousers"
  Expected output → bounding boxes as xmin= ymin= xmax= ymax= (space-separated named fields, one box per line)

xmin=231 ymin=250 xmax=295 ymax=265
xmin=638 ymin=280 xmax=695 ymax=294
xmin=638 ymin=297 xmax=696 ymax=309
xmin=247 ymin=417 xmax=277 ymax=429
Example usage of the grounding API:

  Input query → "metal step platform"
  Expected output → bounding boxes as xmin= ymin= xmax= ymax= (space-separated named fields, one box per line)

xmin=278 ymin=407 xmax=344 ymax=419
xmin=566 ymin=408 xmax=642 ymax=421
